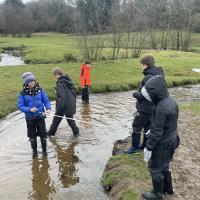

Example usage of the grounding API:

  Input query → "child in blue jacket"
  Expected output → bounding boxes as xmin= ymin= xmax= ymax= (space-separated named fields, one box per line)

xmin=18 ymin=72 xmax=51 ymax=158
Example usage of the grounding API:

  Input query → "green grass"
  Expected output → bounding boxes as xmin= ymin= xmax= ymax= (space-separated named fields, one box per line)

xmin=1 ymin=32 xmax=200 ymax=64
xmin=121 ymin=188 xmax=139 ymax=200
xmin=1 ymin=33 xmax=200 ymax=118
xmin=101 ymin=172 xmax=119 ymax=191
xmin=0 ymin=33 xmax=81 ymax=64
xmin=101 ymin=153 xmax=150 ymax=199
xmin=1 ymin=51 xmax=200 ymax=118
xmin=180 ymin=103 xmax=200 ymax=113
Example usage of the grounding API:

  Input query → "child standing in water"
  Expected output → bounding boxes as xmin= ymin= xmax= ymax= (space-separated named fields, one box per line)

xmin=80 ymin=61 xmax=91 ymax=103
xmin=18 ymin=72 xmax=51 ymax=158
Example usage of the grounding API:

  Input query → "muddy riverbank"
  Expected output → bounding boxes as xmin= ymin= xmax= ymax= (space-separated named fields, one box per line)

xmin=102 ymin=86 xmax=200 ymax=200
xmin=0 ymin=85 xmax=200 ymax=200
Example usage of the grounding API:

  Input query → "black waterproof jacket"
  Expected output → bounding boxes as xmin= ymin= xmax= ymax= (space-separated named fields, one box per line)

xmin=142 ymin=76 xmax=179 ymax=151
xmin=134 ymin=66 xmax=164 ymax=114
xmin=55 ymin=75 xmax=76 ymax=115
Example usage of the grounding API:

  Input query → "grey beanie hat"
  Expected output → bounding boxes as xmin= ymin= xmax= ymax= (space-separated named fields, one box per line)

xmin=22 ymin=72 xmax=35 ymax=84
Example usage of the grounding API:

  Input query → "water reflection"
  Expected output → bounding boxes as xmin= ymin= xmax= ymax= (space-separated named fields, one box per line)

xmin=50 ymin=140 xmax=79 ymax=188
xmin=29 ymin=157 xmax=55 ymax=200
xmin=80 ymin=103 xmax=92 ymax=129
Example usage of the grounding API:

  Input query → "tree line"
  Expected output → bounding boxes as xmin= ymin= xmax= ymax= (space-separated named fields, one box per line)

xmin=74 ymin=0 xmax=200 ymax=60
xmin=0 ymin=0 xmax=200 ymax=60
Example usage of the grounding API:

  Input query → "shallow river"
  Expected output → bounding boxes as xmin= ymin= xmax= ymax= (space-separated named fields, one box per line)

xmin=0 ymin=50 xmax=24 ymax=66
xmin=0 ymin=85 xmax=200 ymax=200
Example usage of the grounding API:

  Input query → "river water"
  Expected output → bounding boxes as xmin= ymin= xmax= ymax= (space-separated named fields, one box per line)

xmin=0 ymin=50 xmax=25 ymax=66
xmin=0 ymin=85 xmax=200 ymax=200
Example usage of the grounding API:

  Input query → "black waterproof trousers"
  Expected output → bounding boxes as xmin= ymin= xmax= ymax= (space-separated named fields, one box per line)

xmin=131 ymin=111 xmax=152 ymax=149
xmin=26 ymin=117 xmax=47 ymax=139
xmin=26 ymin=117 xmax=47 ymax=154
xmin=48 ymin=114 xmax=79 ymax=136
xmin=82 ymin=85 xmax=89 ymax=103
xmin=148 ymin=137 xmax=179 ymax=194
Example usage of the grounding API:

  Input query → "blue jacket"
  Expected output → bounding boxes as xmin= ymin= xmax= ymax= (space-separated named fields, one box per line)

xmin=18 ymin=89 xmax=51 ymax=119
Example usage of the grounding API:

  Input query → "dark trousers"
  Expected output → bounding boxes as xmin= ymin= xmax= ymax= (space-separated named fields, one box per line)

xmin=26 ymin=117 xmax=47 ymax=153
xmin=131 ymin=112 xmax=152 ymax=148
xmin=26 ymin=117 xmax=47 ymax=139
xmin=82 ymin=85 xmax=89 ymax=103
xmin=148 ymin=139 xmax=179 ymax=194
xmin=49 ymin=114 xmax=79 ymax=136
xmin=132 ymin=111 xmax=152 ymax=133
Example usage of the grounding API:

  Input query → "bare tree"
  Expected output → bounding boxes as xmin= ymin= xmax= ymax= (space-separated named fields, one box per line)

xmin=170 ymin=0 xmax=195 ymax=51
xmin=73 ymin=0 xmax=105 ymax=60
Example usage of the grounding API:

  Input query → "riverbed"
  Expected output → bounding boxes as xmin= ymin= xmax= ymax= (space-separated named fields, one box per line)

xmin=0 ymin=85 xmax=200 ymax=200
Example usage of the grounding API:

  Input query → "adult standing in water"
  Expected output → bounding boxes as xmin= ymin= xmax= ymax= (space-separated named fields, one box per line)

xmin=18 ymin=72 xmax=51 ymax=158
xmin=80 ymin=61 xmax=91 ymax=103
xmin=48 ymin=67 xmax=79 ymax=137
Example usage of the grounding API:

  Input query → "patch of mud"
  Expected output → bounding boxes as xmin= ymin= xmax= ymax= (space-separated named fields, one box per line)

xmin=172 ymin=111 xmax=200 ymax=200
xmin=103 ymin=111 xmax=200 ymax=200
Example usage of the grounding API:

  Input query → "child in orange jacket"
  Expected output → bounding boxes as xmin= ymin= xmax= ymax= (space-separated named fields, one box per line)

xmin=80 ymin=61 xmax=91 ymax=103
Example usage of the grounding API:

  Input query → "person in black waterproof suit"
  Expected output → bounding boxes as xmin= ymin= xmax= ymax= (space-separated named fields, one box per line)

xmin=48 ymin=67 xmax=79 ymax=137
xmin=124 ymin=55 xmax=164 ymax=154
xmin=140 ymin=75 xmax=180 ymax=200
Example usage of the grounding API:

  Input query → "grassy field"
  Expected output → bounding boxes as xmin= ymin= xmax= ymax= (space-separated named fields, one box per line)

xmin=0 ymin=33 xmax=80 ymax=64
xmin=0 ymin=33 xmax=200 ymax=118
xmin=1 ymin=32 xmax=200 ymax=64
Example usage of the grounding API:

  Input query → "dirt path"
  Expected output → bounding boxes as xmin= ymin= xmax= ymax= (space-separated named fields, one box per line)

xmin=172 ymin=111 xmax=200 ymax=200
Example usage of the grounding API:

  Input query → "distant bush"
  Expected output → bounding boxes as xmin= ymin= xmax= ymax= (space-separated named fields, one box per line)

xmin=100 ymin=56 xmax=107 ymax=60
xmin=64 ymin=53 xmax=77 ymax=62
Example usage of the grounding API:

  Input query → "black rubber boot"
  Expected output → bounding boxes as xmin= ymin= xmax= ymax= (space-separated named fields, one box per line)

xmin=30 ymin=138 xmax=38 ymax=158
xmin=139 ymin=134 xmax=148 ymax=150
xmin=123 ymin=132 xmax=140 ymax=154
xmin=41 ymin=137 xmax=47 ymax=156
xmin=163 ymin=169 xmax=174 ymax=195
xmin=73 ymin=127 xmax=80 ymax=137
xmin=142 ymin=179 xmax=164 ymax=200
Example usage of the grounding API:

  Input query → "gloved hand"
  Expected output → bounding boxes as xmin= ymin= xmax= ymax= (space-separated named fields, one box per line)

xmin=132 ymin=92 xmax=144 ymax=101
xmin=144 ymin=147 xmax=152 ymax=163
xmin=145 ymin=130 xmax=150 ymax=136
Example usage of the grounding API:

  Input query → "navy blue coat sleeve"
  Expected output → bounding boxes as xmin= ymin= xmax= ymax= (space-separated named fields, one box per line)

xmin=146 ymin=107 xmax=166 ymax=151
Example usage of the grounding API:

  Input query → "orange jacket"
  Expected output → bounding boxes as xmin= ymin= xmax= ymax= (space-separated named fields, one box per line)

xmin=80 ymin=64 xmax=91 ymax=88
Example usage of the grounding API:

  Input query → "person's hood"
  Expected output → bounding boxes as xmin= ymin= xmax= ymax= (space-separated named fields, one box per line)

xmin=58 ymin=74 xmax=74 ymax=89
xmin=141 ymin=75 xmax=169 ymax=104
xmin=143 ymin=66 xmax=164 ymax=76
